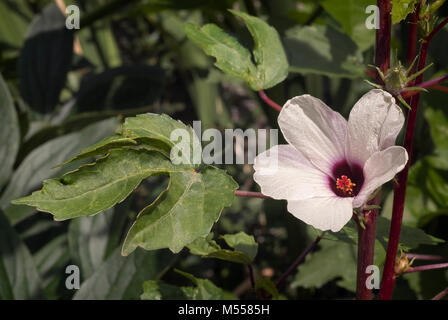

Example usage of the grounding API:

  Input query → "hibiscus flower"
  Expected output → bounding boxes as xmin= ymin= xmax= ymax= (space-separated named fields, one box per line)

xmin=253 ymin=89 xmax=408 ymax=232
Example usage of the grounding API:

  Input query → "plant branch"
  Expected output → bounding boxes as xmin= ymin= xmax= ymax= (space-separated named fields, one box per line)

xmin=375 ymin=0 xmax=392 ymax=78
xmin=402 ymin=74 xmax=448 ymax=98
xmin=434 ymin=85 xmax=448 ymax=92
xmin=248 ymin=264 xmax=255 ymax=290
xmin=259 ymin=90 xmax=282 ymax=112
xmin=276 ymin=233 xmax=325 ymax=289
xmin=403 ymin=262 xmax=448 ymax=274
xmin=356 ymin=190 xmax=381 ymax=300
xmin=432 ymin=287 xmax=448 ymax=300
xmin=407 ymin=6 xmax=420 ymax=66
xmin=379 ymin=14 xmax=444 ymax=299
xmin=406 ymin=253 xmax=447 ymax=261
xmin=235 ymin=190 xmax=271 ymax=199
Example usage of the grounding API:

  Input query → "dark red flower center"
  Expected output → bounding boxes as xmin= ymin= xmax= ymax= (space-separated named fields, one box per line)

xmin=329 ymin=161 xmax=364 ymax=198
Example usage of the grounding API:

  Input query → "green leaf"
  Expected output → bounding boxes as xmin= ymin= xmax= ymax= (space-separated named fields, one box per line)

xmin=141 ymin=280 xmax=187 ymax=300
xmin=392 ymin=0 xmax=418 ymax=24
xmin=292 ymin=239 xmax=358 ymax=291
xmin=123 ymin=166 xmax=238 ymax=254
xmin=185 ymin=10 xmax=288 ymax=90
xmin=320 ymin=0 xmax=376 ymax=51
xmin=187 ymin=232 xmax=258 ymax=264
xmin=284 ymin=25 xmax=365 ymax=78
xmin=12 ymin=149 xmax=190 ymax=221
xmin=255 ymin=277 xmax=280 ymax=300
xmin=324 ymin=217 xmax=444 ymax=251
xmin=58 ymin=134 xmax=138 ymax=167
xmin=0 ymin=73 xmax=20 ymax=189
xmin=425 ymin=107 xmax=448 ymax=152
xmin=0 ymin=0 xmax=32 ymax=52
xmin=1 ymin=118 xmax=119 ymax=221
xmin=175 ymin=269 xmax=235 ymax=300
xmin=122 ymin=113 xmax=198 ymax=159
xmin=68 ymin=206 xmax=128 ymax=278
xmin=221 ymin=232 xmax=258 ymax=261
xmin=18 ymin=4 xmax=74 ymax=113
xmin=33 ymin=234 xmax=70 ymax=294
xmin=73 ymin=248 xmax=159 ymax=300
xmin=229 ymin=10 xmax=289 ymax=89
xmin=0 ymin=210 xmax=43 ymax=299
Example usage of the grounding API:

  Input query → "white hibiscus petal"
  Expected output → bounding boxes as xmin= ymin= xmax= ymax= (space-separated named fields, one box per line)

xmin=253 ymin=145 xmax=334 ymax=201
xmin=278 ymin=95 xmax=347 ymax=176
xmin=346 ymin=89 xmax=405 ymax=166
xmin=287 ymin=197 xmax=353 ymax=232
xmin=353 ymin=146 xmax=408 ymax=208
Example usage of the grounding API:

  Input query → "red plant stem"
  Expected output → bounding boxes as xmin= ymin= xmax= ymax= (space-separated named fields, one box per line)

xmin=248 ymin=264 xmax=255 ymax=290
xmin=407 ymin=6 xmax=419 ymax=66
xmin=235 ymin=190 xmax=271 ymax=199
xmin=354 ymin=0 xmax=392 ymax=301
xmin=432 ymin=287 xmax=448 ymax=300
xmin=258 ymin=90 xmax=282 ymax=112
xmin=375 ymin=0 xmax=392 ymax=81
xmin=379 ymin=43 xmax=428 ymax=302
xmin=379 ymin=16 xmax=448 ymax=300
xmin=356 ymin=191 xmax=381 ymax=300
xmin=403 ymin=262 xmax=448 ymax=274
xmin=433 ymin=85 xmax=448 ymax=92
xmin=276 ymin=233 xmax=324 ymax=289
xmin=406 ymin=253 xmax=447 ymax=261
xmin=402 ymin=74 xmax=448 ymax=98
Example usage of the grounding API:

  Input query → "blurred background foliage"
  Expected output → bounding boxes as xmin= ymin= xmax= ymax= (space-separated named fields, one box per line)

xmin=0 ymin=0 xmax=447 ymax=300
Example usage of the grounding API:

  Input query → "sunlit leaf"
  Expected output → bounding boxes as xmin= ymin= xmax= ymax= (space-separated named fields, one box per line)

xmin=185 ymin=10 xmax=288 ymax=90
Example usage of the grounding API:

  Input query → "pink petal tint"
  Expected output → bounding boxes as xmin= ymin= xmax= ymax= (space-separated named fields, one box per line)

xmin=253 ymin=89 xmax=408 ymax=232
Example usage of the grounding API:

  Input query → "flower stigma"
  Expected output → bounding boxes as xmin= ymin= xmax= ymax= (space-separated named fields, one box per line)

xmin=336 ymin=175 xmax=356 ymax=196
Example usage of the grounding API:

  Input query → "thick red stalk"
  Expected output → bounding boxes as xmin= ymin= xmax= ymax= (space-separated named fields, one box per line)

xmin=356 ymin=192 xmax=381 ymax=300
xmin=379 ymin=40 xmax=428 ymax=300
xmin=407 ymin=7 xmax=419 ymax=65
xmin=355 ymin=0 xmax=391 ymax=300
xmin=375 ymin=0 xmax=392 ymax=79
xmin=379 ymin=16 xmax=448 ymax=300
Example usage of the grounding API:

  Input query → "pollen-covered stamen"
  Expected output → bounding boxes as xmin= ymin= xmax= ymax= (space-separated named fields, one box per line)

xmin=336 ymin=175 xmax=356 ymax=196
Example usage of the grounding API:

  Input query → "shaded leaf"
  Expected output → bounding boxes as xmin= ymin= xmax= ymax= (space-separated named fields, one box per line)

xmin=284 ymin=25 xmax=365 ymax=78
xmin=0 ymin=73 xmax=20 ymax=189
xmin=255 ymin=277 xmax=279 ymax=299
xmin=140 ymin=280 xmax=187 ymax=300
xmin=76 ymin=66 xmax=165 ymax=112
xmin=0 ymin=0 xmax=32 ymax=51
xmin=0 ymin=210 xmax=42 ymax=299
xmin=187 ymin=231 xmax=258 ymax=264
xmin=1 ymin=118 xmax=119 ymax=221
xmin=175 ymin=269 xmax=235 ymax=300
xmin=68 ymin=207 xmax=128 ymax=278
xmin=18 ymin=4 xmax=74 ymax=113
xmin=221 ymin=232 xmax=258 ymax=261
xmin=320 ymin=0 xmax=376 ymax=51
xmin=73 ymin=248 xmax=159 ymax=300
